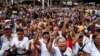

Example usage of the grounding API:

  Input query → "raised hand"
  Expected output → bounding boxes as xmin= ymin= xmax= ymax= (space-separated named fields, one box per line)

xmin=50 ymin=31 xmax=57 ymax=41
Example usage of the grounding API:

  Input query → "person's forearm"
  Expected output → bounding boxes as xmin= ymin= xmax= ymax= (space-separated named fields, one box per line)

xmin=72 ymin=37 xmax=79 ymax=45
xmin=34 ymin=33 xmax=39 ymax=44
xmin=72 ymin=33 xmax=80 ymax=45
xmin=62 ymin=22 xmax=67 ymax=30
xmin=47 ymin=39 xmax=54 ymax=53
xmin=84 ymin=52 xmax=90 ymax=56
xmin=62 ymin=22 xmax=67 ymax=35
xmin=34 ymin=37 xmax=39 ymax=44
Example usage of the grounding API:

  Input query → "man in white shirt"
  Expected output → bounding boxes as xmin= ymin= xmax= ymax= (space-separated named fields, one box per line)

xmin=10 ymin=28 xmax=29 ymax=56
xmin=0 ymin=43 xmax=9 ymax=56
xmin=0 ymin=29 xmax=10 ymax=56
xmin=72 ymin=34 xmax=90 ymax=56
xmin=1 ymin=28 xmax=15 ymax=50
xmin=83 ymin=29 xmax=100 ymax=56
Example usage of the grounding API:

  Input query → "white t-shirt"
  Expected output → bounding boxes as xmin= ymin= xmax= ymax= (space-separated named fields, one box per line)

xmin=83 ymin=36 xmax=90 ymax=45
xmin=39 ymin=38 xmax=52 ymax=56
xmin=72 ymin=43 xmax=80 ymax=56
xmin=0 ymin=43 xmax=9 ymax=56
xmin=11 ymin=36 xmax=29 ymax=54
xmin=83 ymin=42 xmax=100 ymax=56
xmin=1 ymin=34 xmax=16 ymax=47
xmin=72 ymin=36 xmax=90 ymax=56
xmin=54 ymin=46 xmax=73 ymax=56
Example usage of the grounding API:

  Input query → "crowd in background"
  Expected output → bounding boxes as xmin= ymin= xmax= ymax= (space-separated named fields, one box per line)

xmin=0 ymin=3 xmax=100 ymax=56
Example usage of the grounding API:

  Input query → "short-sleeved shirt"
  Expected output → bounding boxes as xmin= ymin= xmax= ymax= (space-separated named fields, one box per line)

xmin=39 ymin=38 xmax=52 ymax=56
xmin=11 ymin=36 xmax=29 ymax=54
xmin=83 ymin=42 xmax=100 ymax=56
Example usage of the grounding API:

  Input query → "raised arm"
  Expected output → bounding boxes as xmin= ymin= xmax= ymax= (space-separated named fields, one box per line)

xmin=72 ymin=33 xmax=81 ymax=45
xmin=62 ymin=18 xmax=68 ymax=35
xmin=34 ymin=31 xmax=41 ymax=51
xmin=47 ymin=34 xmax=55 ymax=53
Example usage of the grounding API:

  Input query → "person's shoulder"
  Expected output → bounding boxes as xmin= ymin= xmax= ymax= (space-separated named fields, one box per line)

xmin=23 ymin=37 xmax=29 ymax=41
xmin=1 ymin=35 xmax=5 ymax=38
xmin=11 ymin=36 xmax=17 ymax=40
xmin=53 ymin=46 xmax=59 ymax=52
xmin=65 ymin=47 xmax=73 ymax=56
xmin=67 ymin=47 xmax=72 ymax=52
xmin=83 ymin=41 xmax=93 ymax=49
xmin=29 ymin=39 xmax=33 ymax=43
xmin=87 ymin=41 xmax=93 ymax=46
xmin=1 ymin=35 xmax=7 ymax=41
xmin=83 ymin=35 xmax=89 ymax=40
xmin=23 ymin=36 xmax=28 ymax=39
xmin=83 ymin=41 xmax=93 ymax=53
xmin=39 ymin=38 xmax=43 ymax=42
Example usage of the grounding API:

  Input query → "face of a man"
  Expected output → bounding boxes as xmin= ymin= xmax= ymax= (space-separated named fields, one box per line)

xmin=17 ymin=31 xmax=24 ymax=40
xmin=57 ymin=38 xmax=67 ymax=51
xmin=69 ymin=26 xmax=73 ymax=32
xmin=77 ymin=36 xmax=83 ymax=45
xmin=4 ymin=30 xmax=12 ymax=37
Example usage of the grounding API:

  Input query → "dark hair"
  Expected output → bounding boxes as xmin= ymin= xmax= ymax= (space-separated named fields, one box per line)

xmin=92 ymin=34 xmax=97 ymax=39
xmin=92 ymin=29 xmax=100 ymax=39
xmin=79 ymin=35 xmax=83 ymax=39
xmin=4 ymin=28 xmax=11 ymax=31
xmin=43 ymin=31 xmax=49 ymax=35
xmin=16 ymin=28 xmax=24 ymax=32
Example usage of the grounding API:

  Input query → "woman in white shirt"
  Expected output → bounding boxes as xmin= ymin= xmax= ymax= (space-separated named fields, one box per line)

xmin=83 ymin=29 xmax=100 ymax=56
xmin=39 ymin=31 xmax=53 ymax=56
xmin=48 ymin=36 xmax=72 ymax=56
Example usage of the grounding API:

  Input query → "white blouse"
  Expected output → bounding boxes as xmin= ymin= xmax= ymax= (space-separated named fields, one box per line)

xmin=83 ymin=42 xmax=100 ymax=56
xmin=39 ymin=38 xmax=52 ymax=56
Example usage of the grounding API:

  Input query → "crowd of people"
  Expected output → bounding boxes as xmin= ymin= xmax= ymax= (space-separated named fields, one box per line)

xmin=0 ymin=3 xmax=100 ymax=56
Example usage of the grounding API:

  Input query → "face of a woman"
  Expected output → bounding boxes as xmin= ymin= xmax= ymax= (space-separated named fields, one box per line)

xmin=57 ymin=38 xmax=67 ymax=51
xmin=94 ymin=34 xmax=100 ymax=46
xmin=78 ymin=37 xmax=83 ymax=45
xmin=43 ymin=34 xmax=50 ymax=41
